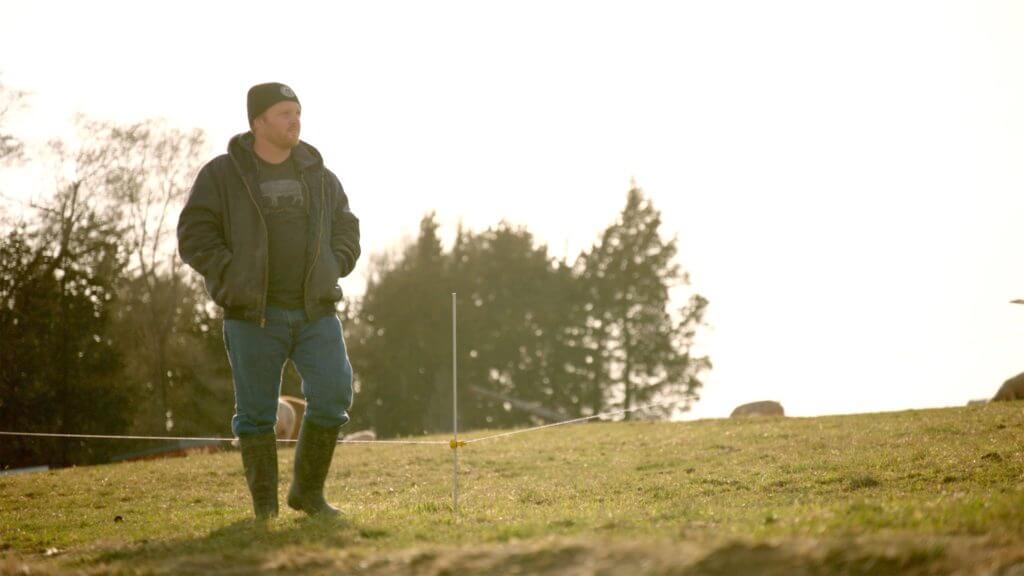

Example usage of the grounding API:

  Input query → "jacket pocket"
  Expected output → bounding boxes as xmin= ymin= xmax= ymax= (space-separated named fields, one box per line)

xmin=311 ymin=251 xmax=344 ymax=303
xmin=211 ymin=257 xmax=235 ymax=307
xmin=214 ymin=257 xmax=260 ymax=308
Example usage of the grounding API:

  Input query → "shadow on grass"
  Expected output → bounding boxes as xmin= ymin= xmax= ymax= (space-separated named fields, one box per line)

xmin=84 ymin=513 xmax=383 ymax=574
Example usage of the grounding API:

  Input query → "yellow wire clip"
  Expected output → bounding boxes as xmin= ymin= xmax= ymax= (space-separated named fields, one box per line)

xmin=450 ymin=439 xmax=466 ymax=450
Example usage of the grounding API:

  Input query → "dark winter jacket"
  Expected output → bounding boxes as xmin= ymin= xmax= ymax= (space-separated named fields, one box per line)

xmin=177 ymin=132 xmax=360 ymax=325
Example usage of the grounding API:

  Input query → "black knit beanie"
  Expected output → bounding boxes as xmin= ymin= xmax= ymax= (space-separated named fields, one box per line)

xmin=247 ymin=82 xmax=300 ymax=125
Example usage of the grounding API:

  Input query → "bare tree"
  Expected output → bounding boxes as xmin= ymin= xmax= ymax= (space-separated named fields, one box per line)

xmin=32 ymin=118 xmax=208 ymax=433
xmin=0 ymin=79 xmax=28 ymax=232
xmin=97 ymin=120 xmax=205 ymax=281
xmin=84 ymin=119 xmax=207 ymax=432
xmin=0 ymin=78 xmax=26 ymax=165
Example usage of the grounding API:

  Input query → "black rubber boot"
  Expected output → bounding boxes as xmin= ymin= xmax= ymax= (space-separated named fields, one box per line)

xmin=238 ymin=433 xmax=279 ymax=520
xmin=287 ymin=421 xmax=341 ymax=516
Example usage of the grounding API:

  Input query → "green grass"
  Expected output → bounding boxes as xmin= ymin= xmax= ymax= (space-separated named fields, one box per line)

xmin=2 ymin=404 xmax=1024 ymax=574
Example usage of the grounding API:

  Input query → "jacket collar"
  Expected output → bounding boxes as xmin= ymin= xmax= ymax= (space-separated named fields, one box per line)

xmin=228 ymin=131 xmax=323 ymax=175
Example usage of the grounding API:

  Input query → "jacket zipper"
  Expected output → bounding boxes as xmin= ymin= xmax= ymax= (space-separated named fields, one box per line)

xmin=234 ymin=160 xmax=270 ymax=328
xmin=301 ymin=171 xmax=326 ymax=316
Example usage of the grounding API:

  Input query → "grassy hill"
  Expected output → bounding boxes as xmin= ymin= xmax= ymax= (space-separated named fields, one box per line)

xmin=2 ymin=403 xmax=1023 ymax=575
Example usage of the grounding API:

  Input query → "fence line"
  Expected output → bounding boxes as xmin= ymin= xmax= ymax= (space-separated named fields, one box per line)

xmin=0 ymin=430 xmax=447 ymax=446
xmin=0 ymin=398 xmax=678 ymax=447
xmin=464 ymin=398 xmax=680 ymax=444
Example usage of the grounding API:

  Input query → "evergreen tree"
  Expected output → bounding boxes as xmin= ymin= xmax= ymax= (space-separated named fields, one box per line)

xmin=0 ymin=193 xmax=131 ymax=468
xmin=449 ymin=222 xmax=587 ymax=428
xmin=338 ymin=186 xmax=711 ymax=437
xmin=349 ymin=217 xmax=591 ymax=437
xmin=0 ymin=114 xmax=226 ymax=468
xmin=348 ymin=214 xmax=448 ymax=437
xmin=578 ymin=184 xmax=709 ymax=419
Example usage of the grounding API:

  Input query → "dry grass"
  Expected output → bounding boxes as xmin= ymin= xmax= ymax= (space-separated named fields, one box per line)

xmin=2 ymin=403 xmax=1023 ymax=574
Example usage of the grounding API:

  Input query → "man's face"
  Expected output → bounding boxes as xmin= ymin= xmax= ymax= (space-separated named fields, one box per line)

xmin=254 ymin=101 xmax=301 ymax=149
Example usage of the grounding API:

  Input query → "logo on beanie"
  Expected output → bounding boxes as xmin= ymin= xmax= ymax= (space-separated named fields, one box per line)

xmin=280 ymin=85 xmax=296 ymax=98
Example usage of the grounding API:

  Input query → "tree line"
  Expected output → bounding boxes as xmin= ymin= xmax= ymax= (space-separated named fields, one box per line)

xmin=0 ymin=82 xmax=709 ymax=469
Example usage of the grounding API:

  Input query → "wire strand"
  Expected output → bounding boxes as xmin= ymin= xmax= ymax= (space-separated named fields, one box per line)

xmin=0 ymin=399 xmax=681 ymax=447
xmin=464 ymin=398 xmax=680 ymax=444
xmin=0 ymin=431 xmax=447 ymax=446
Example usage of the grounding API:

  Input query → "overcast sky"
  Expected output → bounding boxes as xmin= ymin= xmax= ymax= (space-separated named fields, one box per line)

xmin=2 ymin=1 xmax=1023 ymax=421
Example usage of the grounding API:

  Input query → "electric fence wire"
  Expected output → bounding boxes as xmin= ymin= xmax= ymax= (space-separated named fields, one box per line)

xmin=0 ymin=431 xmax=446 ymax=445
xmin=0 ymin=398 xmax=680 ymax=447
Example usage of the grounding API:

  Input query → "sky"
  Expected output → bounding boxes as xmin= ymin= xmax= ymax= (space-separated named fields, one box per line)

xmin=1 ymin=1 xmax=1022 ymax=421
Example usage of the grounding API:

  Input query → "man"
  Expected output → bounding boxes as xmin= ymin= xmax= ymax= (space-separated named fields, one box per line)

xmin=177 ymin=82 xmax=360 ymax=520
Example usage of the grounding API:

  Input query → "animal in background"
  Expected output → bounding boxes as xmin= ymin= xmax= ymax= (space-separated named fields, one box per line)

xmin=276 ymin=395 xmax=307 ymax=439
xmin=730 ymin=400 xmax=785 ymax=418
xmin=231 ymin=395 xmax=307 ymax=447
xmin=274 ymin=401 xmax=296 ymax=440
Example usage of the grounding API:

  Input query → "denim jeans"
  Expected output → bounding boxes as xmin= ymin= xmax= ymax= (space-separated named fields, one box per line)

xmin=223 ymin=307 xmax=353 ymax=437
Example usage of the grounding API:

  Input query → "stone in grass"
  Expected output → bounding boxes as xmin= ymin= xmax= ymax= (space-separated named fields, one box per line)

xmin=992 ymin=372 xmax=1024 ymax=402
xmin=730 ymin=401 xmax=785 ymax=418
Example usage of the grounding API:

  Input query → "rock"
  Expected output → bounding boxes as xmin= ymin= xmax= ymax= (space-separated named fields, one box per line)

xmin=730 ymin=401 xmax=785 ymax=418
xmin=343 ymin=429 xmax=377 ymax=442
xmin=992 ymin=372 xmax=1024 ymax=402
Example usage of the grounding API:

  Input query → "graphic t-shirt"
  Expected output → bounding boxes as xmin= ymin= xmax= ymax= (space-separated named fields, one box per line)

xmin=256 ymin=155 xmax=308 ymax=309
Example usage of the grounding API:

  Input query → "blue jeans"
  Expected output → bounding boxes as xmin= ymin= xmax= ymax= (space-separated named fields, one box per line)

xmin=223 ymin=307 xmax=353 ymax=437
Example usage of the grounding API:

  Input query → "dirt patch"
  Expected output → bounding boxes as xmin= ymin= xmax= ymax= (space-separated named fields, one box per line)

xmin=6 ymin=534 xmax=1024 ymax=575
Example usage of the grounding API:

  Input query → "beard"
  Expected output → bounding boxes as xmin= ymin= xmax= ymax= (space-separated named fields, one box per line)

xmin=270 ymin=128 xmax=300 ymax=149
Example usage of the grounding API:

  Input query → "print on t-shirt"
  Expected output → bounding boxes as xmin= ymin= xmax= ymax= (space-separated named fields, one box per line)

xmin=256 ymin=156 xmax=308 ymax=309
xmin=259 ymin=179 xmax=304 ymax=214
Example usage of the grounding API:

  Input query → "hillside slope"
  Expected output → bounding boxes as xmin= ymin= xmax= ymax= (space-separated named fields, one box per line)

xmin=2 ymin=404 xmax=1023 ymax=574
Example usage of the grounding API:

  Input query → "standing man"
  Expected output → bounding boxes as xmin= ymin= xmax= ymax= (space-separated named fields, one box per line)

xmin=177 ymin=83 xmax=360 ymax=520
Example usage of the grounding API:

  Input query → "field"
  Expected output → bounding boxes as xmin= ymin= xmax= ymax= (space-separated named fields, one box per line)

xmin=2 ymin=404 xmax=1023 ymax=575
